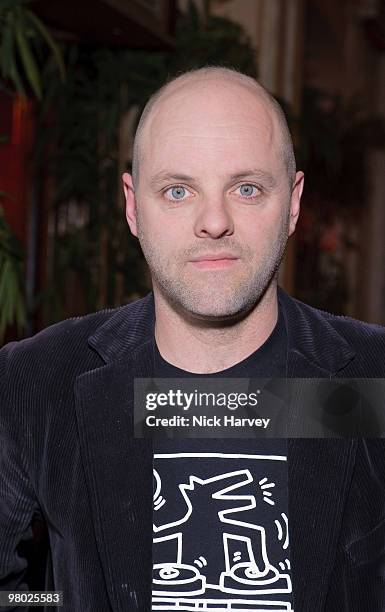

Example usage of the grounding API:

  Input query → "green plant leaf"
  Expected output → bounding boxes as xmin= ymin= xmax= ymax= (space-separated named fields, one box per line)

xmin=1 ymin=12 xmax=14 ymax=78
xmin=25 ymin=8 xmax=66 ymax=82
xmin=1 ymin=10 xmax=26 ymax=95
xmin=0 ymin=259 xmax=12 ymax=323
xmin=0 ymin=0 xmax=26 ymax=12
xmin=14 ymin=9 xmax=42 ymax=99
xmin=9 ymin=57 xmax=27 ymax=96
xmin=0 ymin=204 xmax=26 ymax=338
xmin=0 ymin=260 xmax=10 ymax=304
xmin=0 ymin=254 xmax=26 ymax=339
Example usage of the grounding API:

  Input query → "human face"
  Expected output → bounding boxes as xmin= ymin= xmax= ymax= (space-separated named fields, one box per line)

xmin=124 ymin=80 xmax=303 ymax=320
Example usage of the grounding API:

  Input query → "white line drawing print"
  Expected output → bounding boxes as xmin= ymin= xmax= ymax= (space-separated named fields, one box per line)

xmin=152 ymin=453 xmax=293 ymax=611
xmin=154 ymin=469 xmax=166 ymax=511
xmin=279 ymin=560 xmax=291 ymax=571
xmin=153 ymin=533 xmax=206 ymax=597
xmin=194 ymin=557 xmax=207 ymax=569
xmin=259 ymin=477 xmax=276 ymax=506
xmin=275 ymin=513 xmax=289 ymax=550
xmin=220 ymin=533 xmax=291 ymax=595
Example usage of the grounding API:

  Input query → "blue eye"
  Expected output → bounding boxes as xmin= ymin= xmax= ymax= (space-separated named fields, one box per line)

xmin=165 ymin=186 xmax=188 ymax=201
xmin=236 ymin=183 xmax=259 ymax=198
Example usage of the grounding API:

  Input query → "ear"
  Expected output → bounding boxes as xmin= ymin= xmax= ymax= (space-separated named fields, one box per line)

xmin=122 ymin=172 xmax=138 ymax=237
xmin=288 ymin=171 xmax=304 ymax=236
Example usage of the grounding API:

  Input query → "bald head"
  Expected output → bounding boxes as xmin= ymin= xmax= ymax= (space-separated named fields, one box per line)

xmin=131 ymin=66 xmax=296 ymax=190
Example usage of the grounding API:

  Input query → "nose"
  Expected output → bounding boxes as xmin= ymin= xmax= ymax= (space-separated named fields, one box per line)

xmin=193 ymin=196 xmax=234 ymax=239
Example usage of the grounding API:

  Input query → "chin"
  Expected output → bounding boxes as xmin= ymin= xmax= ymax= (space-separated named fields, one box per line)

xmin=156 ymin=273 xmax=273 ymax=322
xmin=176 ymin=294 xmax=261 ymax=324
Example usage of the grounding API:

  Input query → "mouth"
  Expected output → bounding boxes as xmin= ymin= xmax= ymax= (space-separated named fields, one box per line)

xmin=189 ymin=253 xmax=240 ymax=269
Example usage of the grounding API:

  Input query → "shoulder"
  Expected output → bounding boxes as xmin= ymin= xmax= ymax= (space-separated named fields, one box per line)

xmin=319 ymin=308 xmax=385 ymax=344
xmin=0 ymin=294 xmax=152 ymax=383
xmin=296 ymin=295 xmax=385 ymax=346
xmin=317 ymin=307 xmax=385 ymax=374
xmin=0 ymin=295 xmax=154 ymax=442
xmin=0 ymin=308 xmax=112 ymax=377
xmin=280 ymin=287 xmax=385 ymax=342
xmin=280 ymin=289 xmax=385 ymax=375
xmin=0 ymin=311 xmax=110 ymax=426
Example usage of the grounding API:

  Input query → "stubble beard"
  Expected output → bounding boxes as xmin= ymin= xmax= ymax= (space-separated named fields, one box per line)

xmin=136 ymin=215 xmax=289 ymax=323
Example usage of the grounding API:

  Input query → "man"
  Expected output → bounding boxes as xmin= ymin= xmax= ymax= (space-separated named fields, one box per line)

xmin=1 ymin=67 xmax=385 ymax=612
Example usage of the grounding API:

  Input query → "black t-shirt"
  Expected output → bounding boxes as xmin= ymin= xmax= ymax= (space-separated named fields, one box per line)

xmin=152 ymin=306 xmax=294 ymax=611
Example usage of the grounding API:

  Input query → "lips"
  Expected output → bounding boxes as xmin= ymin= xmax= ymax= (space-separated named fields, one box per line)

xmin=189 ymin=253 xmax=239 ymax=269
xmin=190 ymin=253 xmax=239 ymax=262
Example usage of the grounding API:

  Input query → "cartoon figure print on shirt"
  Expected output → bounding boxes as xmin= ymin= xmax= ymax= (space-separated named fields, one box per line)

xmin=152 ymin=452 xmax=293 ymax=611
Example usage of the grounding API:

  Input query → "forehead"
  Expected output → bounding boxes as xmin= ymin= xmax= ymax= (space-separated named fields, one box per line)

xmin=141 ymin=79 xmax=281 ymax=177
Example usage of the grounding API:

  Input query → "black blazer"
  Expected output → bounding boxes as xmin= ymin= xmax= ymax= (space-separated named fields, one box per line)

xmin=1 ymin=288 xmax=385 ymax=611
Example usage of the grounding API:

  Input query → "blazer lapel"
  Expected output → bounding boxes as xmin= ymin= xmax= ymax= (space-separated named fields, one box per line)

xmin=74 ymin=344 xmax=154 ymax=611
xmin=280 ymin=288 xmax=358 ymax=610
xmin=74 ymin=295 xmax=156 ymax=611
xmin=278 ymin=287 xmax=356 ymax=378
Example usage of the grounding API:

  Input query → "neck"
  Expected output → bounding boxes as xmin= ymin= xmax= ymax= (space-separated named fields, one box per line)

xmin=153 ymin=283 xmax=279 ymax=374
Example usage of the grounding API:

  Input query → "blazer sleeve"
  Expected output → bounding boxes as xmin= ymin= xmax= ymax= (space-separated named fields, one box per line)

xmin=0 ymin=344 xmax=41 ymax=608
xmin=325 ymin=438 xmax=385 ymax=611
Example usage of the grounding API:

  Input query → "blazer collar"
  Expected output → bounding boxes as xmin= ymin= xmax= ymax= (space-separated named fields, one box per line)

xmin=87 ymin=288 xmax=356 ymax=376
xmin=278 ymin=287 xmax=355 ymax=376
xmin=88 ymin=293 xmax=155 ymax=364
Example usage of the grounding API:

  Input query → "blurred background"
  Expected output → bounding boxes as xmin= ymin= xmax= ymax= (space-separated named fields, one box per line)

xmin=1 ymin=0 xmax=385 ymax=346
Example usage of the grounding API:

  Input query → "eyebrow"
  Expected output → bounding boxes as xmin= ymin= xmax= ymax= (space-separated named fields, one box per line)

xmin=150 ymin=173 xmax=198 ymax=189
xmin=229 ymin=170 xmax=277 ymax=188
xmin=150 ymin=169 xmax=277 ymax=189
